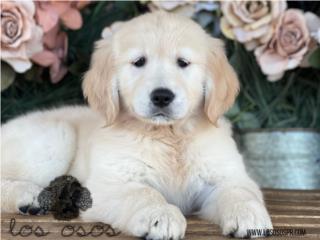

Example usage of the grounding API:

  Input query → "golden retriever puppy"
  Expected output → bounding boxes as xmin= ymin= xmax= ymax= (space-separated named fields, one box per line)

xmin=1 ymin=12 xmax=272 ymax=239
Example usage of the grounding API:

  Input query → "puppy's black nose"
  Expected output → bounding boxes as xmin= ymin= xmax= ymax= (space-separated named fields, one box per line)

xmin=151 ymin=88 xmax=175 ymax=108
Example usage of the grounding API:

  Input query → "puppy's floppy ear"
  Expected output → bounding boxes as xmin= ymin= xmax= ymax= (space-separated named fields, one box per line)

xmin=204 ymin=38 xmax=240 ymax=125
xmin=82 ymin=39 xmax=119 ymax=126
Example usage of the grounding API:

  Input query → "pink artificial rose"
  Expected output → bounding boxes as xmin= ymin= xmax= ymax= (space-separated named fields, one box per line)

xmin=255 ymin=9 xmax=310 ymax=81
xmin=31 ymin=24 xmax=68 ymax=83
xmin=1 ymin=0 xmax=43 ymax=73
xmin=32 ymin=1 xmax=90 ymax=83
xmin=35 ymin=0 xmax=90 ymax=33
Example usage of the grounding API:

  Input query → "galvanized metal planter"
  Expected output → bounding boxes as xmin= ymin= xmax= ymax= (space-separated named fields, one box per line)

xmin=237 ymin=129 xmax=320 ymax=190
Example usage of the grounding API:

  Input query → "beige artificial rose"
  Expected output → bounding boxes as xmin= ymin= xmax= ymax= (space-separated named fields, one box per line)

xmin=147 ymin=1 xmax=196 ymax=18
xmin=299 ymin=12 xmax=320 ymax=68
xmin=1 ymin=0 xmax=43 ymax=73
xmin=255 ymin=9 xmax=310 ymax=81
xmin=221 ymin=1 xmax=287 ymax=50
xmin=305 ymin=11 xmax=320 ymax=44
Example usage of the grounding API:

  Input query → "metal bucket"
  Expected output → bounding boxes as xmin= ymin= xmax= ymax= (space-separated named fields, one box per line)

xmin=237 ymin=129 xmax=320 ymax=189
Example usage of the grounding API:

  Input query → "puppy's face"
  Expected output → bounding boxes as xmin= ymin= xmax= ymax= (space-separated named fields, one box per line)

xmin=115 ymin=15 xmax=209 ymax=125
xmin=83 ymin=12 xmax=239 ymax=126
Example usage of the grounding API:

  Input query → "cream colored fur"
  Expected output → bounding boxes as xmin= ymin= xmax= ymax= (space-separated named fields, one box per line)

xmin=1 ymin=12 xmax=272 ymax=239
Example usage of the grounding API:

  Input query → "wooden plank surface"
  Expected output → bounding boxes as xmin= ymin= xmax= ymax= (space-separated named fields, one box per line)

xmin=1 ymin=189 xmax=320 ymax=239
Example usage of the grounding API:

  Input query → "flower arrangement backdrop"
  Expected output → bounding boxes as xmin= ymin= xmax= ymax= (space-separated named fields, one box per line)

xmin=1 ymin=1 xmax=320 ymax=129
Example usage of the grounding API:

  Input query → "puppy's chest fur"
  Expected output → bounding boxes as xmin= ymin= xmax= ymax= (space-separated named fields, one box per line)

xmin=136 ymin=127 xmax=210 ymax=214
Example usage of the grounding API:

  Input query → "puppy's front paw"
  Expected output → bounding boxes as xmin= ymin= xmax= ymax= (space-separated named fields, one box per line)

xmin=220 ymin=200 xmax=272 ymax=238
xmin=17 ymin=184 xmax=44 ymax=215
xmin=128 ymin=204 xmax=186 ymax=240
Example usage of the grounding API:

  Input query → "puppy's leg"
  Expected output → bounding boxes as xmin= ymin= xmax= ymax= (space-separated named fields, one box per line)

xmin=198 ymin=175 xmax=272 ymax=238
xmin=1 ymin=179 xmax=43 ymax=215
xmin=82 ymin=181 xmax=186 ymax=240
xmin=1 ymin=117 xmax=77 ymax=213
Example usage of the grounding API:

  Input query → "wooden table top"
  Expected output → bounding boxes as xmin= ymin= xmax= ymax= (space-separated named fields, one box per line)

xmin=1 ymin=189 xmax=320 ymax=240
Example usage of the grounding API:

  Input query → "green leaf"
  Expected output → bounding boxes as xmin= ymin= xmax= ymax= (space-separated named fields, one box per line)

xmin=1 ymin=62 xmax=16 ymax=91
xmin=237 ymin=113 xmax=261 ymax=129
xmin=68 ymin=61 xmax=88 ymax=76
xmin=308 ymin=47 xmax=320 ymax=69
xmin=225 ymin=102 xmax=240 ymax=118
xmin=24 ymin=65 xmax=41 ymax=82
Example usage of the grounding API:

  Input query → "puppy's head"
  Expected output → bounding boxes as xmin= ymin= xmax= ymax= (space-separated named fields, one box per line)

xmin=83 ymin=12 xmax=239 ymax=126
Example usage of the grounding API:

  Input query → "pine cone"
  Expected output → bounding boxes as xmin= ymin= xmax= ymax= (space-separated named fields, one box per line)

xmin=37 ymin=175 xmax=93 ymax=220
xmin=76 ymin=187 xmax=93 ymax=210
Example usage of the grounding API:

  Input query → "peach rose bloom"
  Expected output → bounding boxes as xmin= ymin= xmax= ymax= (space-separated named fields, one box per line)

xmin=221 ymin=1 xmax=287 ymax=50
xmin=1 ymin=0 xmax=43 ymax=73
xmin=255 ymin=9 xmax=310 ymax=81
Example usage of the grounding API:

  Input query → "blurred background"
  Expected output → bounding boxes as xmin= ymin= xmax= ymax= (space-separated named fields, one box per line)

xmin=1 ymin=1 xmax=320 ymax=189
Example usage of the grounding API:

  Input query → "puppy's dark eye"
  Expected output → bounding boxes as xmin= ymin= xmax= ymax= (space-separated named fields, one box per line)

xmin=132 ymin=57 xmax=146 ymax=67
xmin=177 ymin=58 xmax=190 ymax=68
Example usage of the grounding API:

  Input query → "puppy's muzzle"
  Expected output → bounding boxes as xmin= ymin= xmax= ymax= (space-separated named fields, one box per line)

xmin=151 ymin=88 xmax=175 ymax=108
